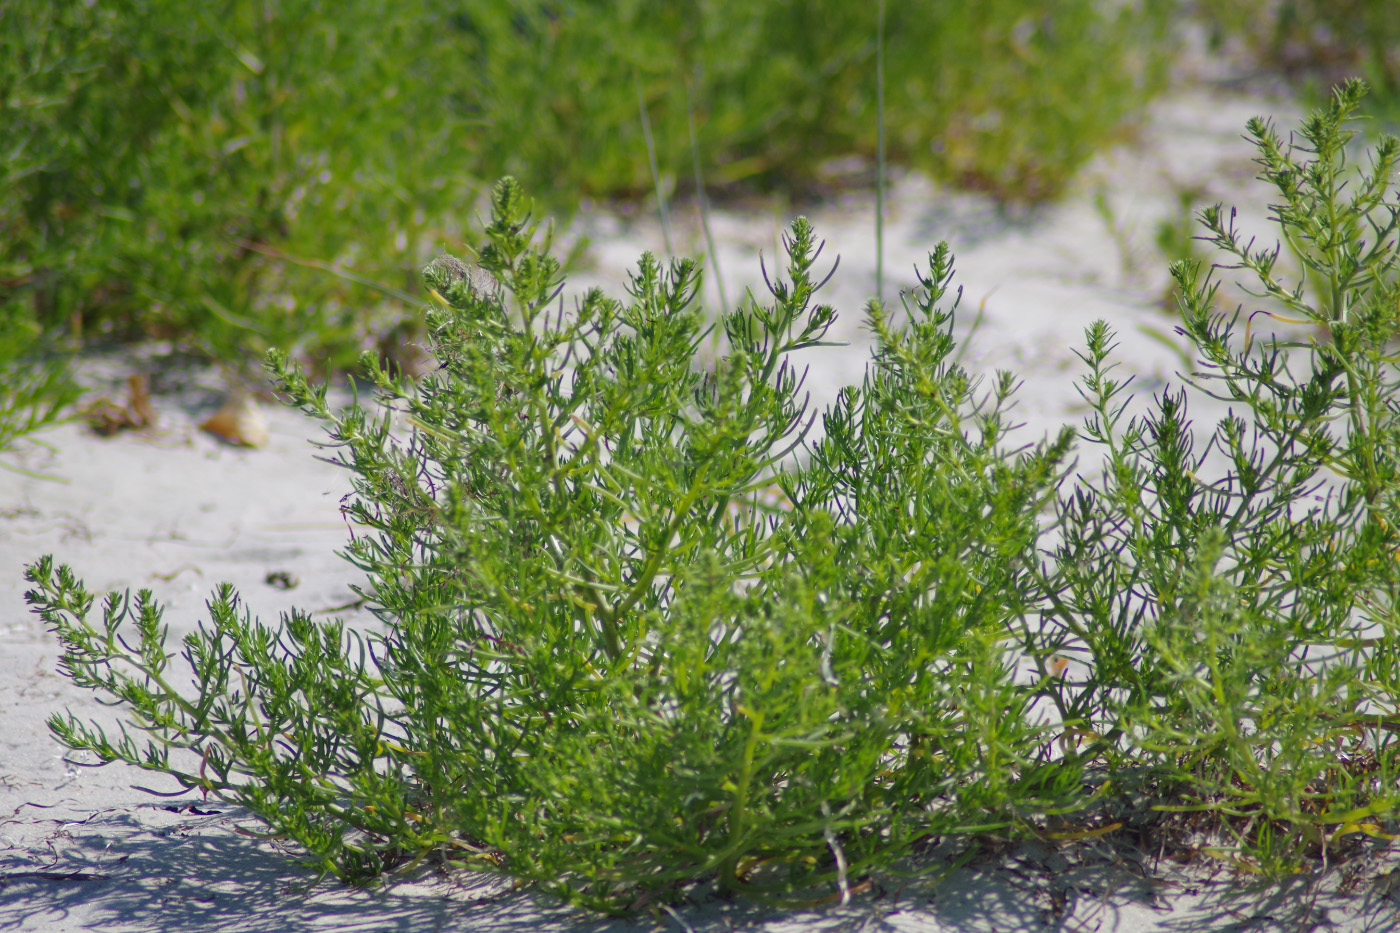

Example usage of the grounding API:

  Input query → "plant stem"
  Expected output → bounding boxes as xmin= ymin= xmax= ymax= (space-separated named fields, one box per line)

xmin=685 ymin=74 xmax=728 ymax=315
xmin=634 ymin=66 xmax=673 ymax=258
xmin=876 ymin=0 xmax=886 ymax=304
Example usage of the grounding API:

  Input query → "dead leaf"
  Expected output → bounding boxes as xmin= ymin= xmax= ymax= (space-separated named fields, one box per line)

xmin=84 ymin=374 xmax=154 ymax=436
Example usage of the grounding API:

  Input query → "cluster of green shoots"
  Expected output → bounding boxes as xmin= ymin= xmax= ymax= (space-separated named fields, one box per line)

xmin=24 ymin=81 xmax=1400 ymax=911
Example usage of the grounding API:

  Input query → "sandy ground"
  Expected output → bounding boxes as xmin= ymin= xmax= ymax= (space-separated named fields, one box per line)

xmin=6 ymin=77 xmax=1400 ymax=930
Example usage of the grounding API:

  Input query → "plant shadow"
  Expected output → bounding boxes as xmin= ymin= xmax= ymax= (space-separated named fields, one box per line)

xmin=4 ymin=803 xmax=1400 ymax=932
xmin=0 ymin=802 xmax=587 ymax=933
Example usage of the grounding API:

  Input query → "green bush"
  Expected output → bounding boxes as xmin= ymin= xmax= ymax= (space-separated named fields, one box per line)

xmin=1 ymin=0 xmax=1174 ymax=386
xmin=27 ymin=80 xmax=1400 ymax=915
xmin=464 ymin=0 xmax=1174 ymax=202
xmin=28 ymin=180 xmax=1074 ymax=906
xmin=0 ymin=0 xmax=480 ymax=371
xmin=1029 ymin=79 xmax=1400 ymax=872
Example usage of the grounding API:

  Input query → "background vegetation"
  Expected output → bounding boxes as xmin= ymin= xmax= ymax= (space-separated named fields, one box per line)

xmin=1 ymin=0 xmax=1177 ymax=443
xmin=1 ymin=0 xmax=1398 ymax=441
xmin=1202 ymin=0 xmax=1400 ymax=110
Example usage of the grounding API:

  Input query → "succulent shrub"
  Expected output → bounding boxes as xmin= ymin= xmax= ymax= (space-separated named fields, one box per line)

xmin=26 ymin=80 xmax=1400 ymax=907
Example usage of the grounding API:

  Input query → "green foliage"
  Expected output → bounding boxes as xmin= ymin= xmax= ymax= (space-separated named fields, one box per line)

xmin=1201 ymin=0 xmax=1400 ymax=112
xmin=1026 ymin=78 xmax=1400 ymax=867
xmin=0 ymin=320 xmax=79 ymax=454
xmin=0 ymin=0 xmax=478 ymax=369
xmin=26 ymin=177 xmax=1074 ymax=908
xmin=26 ymin=83 xmax=1400 ymax=908
xmin=465 ymin=0 xmax=1174 ymax=203
xmin=2 ymin=0 xmax=1174 ymax=381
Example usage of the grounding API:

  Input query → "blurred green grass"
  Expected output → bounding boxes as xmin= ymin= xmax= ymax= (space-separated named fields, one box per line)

xmin=0 ymin=0 xmax=1174 ymax=388
xmin=1200 ymin=0 xmax=1400 ymax=110
xmin=2 ymin=0 xmax=1397 ymax=449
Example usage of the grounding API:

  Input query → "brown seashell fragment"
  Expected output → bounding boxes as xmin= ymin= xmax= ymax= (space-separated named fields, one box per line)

xmin=200 ymin=393 xmax=269 ymax=448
